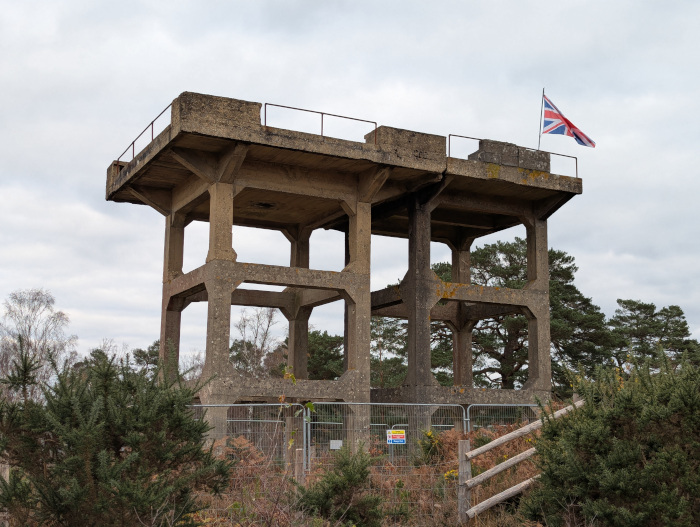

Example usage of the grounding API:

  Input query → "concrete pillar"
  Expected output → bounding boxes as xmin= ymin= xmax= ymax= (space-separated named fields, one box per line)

xmin=342 ymin=201 xmax=372 ymax=384
xmin=160 ymin=213 xmax=186 ymax=377
xmin=204 ymin=276 xmax=235 ymax=377
xmin=163 ymin=212 xmax=185 ymax=282
xmin=526 ymin=217 xmax=548 ymax=287
xmin=205 ymin=406 xmax=229 ymax=445
xmin=523 ymin=217 xmax=551 ymax=391
xmin=159 ymin=296 xmax=184 ymax=379
xmin=404 ymin=197 xmax=439 ymax=393
xmin=285 ymin=228 xmax=312 ymax=379
xmin=452 ymin=323 xmax=475 ymax=387
xmin=207 ymin=182 xmax=237 ymax=262
xmin=345 ymin=404 xmax=371 ymax=452
xmin=525 ymin=305 xmax=552 ymax=391
xmin=451 ymin=238 xmax=474 ymax=388
xmin=288 ymin=306 xmax=312 ymax=379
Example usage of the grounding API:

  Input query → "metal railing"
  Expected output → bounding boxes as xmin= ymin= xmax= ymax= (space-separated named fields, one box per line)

xmin=264 ymin=102 xmax=378 ymax=144
xmin=116 ymin=103 xmax=172 ymax=164
xmin=447 ymin=133 xmax=579 ymax=177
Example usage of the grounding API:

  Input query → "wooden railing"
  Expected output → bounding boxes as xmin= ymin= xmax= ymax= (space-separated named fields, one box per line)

xmin=458 ymin=399 xmax=585 ymax=522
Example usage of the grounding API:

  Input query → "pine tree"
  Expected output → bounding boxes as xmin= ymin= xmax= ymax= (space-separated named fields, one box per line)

xmin=0 ymin=342 xmax=231 ymax=526
xmin=307 ymin=330 xmax=344 ymax=380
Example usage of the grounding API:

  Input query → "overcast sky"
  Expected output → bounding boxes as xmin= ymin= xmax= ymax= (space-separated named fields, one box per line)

xmin=2 ymin=1 xmax=699 ymax=362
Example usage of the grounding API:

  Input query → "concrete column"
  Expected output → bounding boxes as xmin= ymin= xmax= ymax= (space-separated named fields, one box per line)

xmin=523 ymin=217 xmax=551 ymax=391
xmin=205 ymin=406 xmax=229 ymax=445
xmin=163 ymin=213 xmax=185 ymax=282
xmin=526 ymin=217 xmax=548 ymax=288
xmin=451 ymin=239 xmax=474 ymax=388
xmin=525 ymin=304 xmax=552 ymax=391
xmin=286 ymin=228 xmax=312 ymax=379
xmin=345 ymin=404 xmax=371 ymax=452
xmin=159 ymin=296 xmax=184 ymax=379
xmin=404 ymin=197 xmax=438 ymax=392
xmin=288 ymin=306 xmax=312 ymax=379
xmin=204 ymin=276 xmax=235 ymax=377
xmin=290 ymin=228 xmax=310 ymax=269
xmin=160 ymin=213 xmax=185 ymax=378
xmin=343 ymin=201 xmax=372 ymax=385
xmin=453 ymin=323 xmax=475 ymax=387
xmin=207 ymin=182 xmax=237 ymax=262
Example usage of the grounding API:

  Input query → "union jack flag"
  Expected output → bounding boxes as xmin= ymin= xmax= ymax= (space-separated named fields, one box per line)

xmin=542 ymin=94 xmax=596 ymax=148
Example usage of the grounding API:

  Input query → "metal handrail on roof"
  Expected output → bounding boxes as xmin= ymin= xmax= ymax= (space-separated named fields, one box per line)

xmin=448 ymin=133 xmax=579 ymax=178
xmin=264 ymin=102 xmax=378 ymax=144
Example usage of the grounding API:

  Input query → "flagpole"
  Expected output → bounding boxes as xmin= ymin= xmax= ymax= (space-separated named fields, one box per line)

xmin=537 ymin=88 xmax=545 ymax=150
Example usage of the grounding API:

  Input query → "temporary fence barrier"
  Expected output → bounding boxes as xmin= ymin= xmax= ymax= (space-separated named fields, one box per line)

xmin=466 ymin=403 xmax=539 ymax=433
xmin=189 ymin=401 xmax=542 ymax=524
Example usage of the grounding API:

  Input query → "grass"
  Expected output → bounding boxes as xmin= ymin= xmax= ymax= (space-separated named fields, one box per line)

xmin=192 ymin=417 xmax=554 ymax=526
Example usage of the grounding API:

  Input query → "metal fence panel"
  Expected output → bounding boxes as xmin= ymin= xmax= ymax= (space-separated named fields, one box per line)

xmin=189 ymin=401 xmax=540 ymax=525
xmin=466 ymin=404 xmax=539 ymax=433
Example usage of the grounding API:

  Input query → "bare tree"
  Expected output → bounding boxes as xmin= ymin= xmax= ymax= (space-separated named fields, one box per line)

xmin=230 ymin=307 xmax=280 ymax=377
xmin=180 ymin=351 xmax=204 ymax=381
xmin=0 ymin=288 xmax=77 ymax=400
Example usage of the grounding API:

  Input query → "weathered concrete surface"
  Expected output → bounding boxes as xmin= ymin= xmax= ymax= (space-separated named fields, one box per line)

xmin=106 ymin=92 xmax=582 ymax=407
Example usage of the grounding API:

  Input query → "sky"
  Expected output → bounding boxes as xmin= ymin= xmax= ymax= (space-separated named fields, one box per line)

xmin=2 ymin=0 xmax=700 ymax=363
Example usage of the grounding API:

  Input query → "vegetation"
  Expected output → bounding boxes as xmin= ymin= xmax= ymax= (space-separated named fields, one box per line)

xmin=295 ymin=445 xmax=384 ymax=527
xmin=0 ymin=288 xmax=77 ymax=401
xmin=520 ymin=358 xmax=700 ymax=526
xmin=370 ymin=239 xmax=699 ymax=398
xmin=0 ymin=343 xmax=231 ymax=526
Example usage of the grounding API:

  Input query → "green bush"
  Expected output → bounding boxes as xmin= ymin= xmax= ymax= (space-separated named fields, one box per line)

xmin=295 ymin=445 xmax=384 ymax=527
xmin=0 ymin=343 xmax=231 ymax=526
xmin=520 ymin=358 xmax=700 ymax=527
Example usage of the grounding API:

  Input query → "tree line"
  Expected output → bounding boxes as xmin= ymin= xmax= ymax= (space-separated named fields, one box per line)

xmin=223 ymin=238 xmax=699 ymax=399
xmin=1 ymin=238 xmax=698 ymax=404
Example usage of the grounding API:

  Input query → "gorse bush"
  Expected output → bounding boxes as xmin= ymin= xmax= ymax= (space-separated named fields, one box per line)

xmin=0 ymin=343 xmax=231 ymax=526
xmin=295 ymin=444 xmax=384 ymax=527
xmin=520 ymin=357 xmax=700 ymax=527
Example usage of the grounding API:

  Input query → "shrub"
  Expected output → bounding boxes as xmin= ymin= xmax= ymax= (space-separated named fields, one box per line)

xmin=520 ymin=358 xmax=700 ymax=527
xmin=295 ymin=445 xmax=384 ymax=527
xmin=0 ymin=344 xmax=231 ymax=526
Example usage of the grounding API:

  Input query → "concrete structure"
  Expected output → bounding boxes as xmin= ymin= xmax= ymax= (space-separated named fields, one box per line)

xmin=106 ymin=92 xmax=581 ymax=408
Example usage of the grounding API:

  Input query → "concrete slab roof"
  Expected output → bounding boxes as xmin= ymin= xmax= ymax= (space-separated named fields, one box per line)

xmin=106 ymin=92 xmax=582 ymax=243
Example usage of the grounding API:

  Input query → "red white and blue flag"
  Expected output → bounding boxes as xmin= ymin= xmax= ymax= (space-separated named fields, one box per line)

xmin=541 ymin=94 xmax=596 ymax=148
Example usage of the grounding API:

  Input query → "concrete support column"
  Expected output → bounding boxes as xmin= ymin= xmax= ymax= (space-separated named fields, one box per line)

xmin=207 ymin=182 xmax=237 ymax=262
xmin=285 ymin=228 xmax=312 ymax=379
xmin=342 ymin=201 xmax=372 ymax=385
xmin=288 ymin=306 xmax=312 ymax=379
xmin=404 ymin=197 xmax=438 ymax=392
xmin=523 ymin=217 xmax=551 ymax=391
xmin=452 ymin=323 xmax=475 ymax=387
xmin=526 ymin=217 xmax=548 ymax=287
xmin=345 ymin=404 xmax=371 ymax=452
xmin=205 ymin=406 xmax=229 ymax=445
xmin=204 ymin=276 xmax=236 ymax=377
xmin=160 ymin=296 xmax=184 ymax=379
xmin=451 ymin=238 xmax=474 ymax=388
xmin=163 ymin=213 xmax=185 ymax=282
xmin=525 ymin=305 xmax=552 ymax=391
xmin=160 ymin=212 xmax=186 ymax=378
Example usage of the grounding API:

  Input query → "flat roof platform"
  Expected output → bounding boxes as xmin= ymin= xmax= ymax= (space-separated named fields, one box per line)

xmin=107 ymin=92 xmax=581 ymax=245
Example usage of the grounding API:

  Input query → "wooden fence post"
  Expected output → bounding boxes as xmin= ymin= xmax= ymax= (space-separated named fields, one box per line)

xmin=458 ymin=439 xmax=471 ymax=523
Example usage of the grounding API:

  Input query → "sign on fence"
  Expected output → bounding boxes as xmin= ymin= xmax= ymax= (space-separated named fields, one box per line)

xmin=386 ymin=429 xmax=406 ymax=444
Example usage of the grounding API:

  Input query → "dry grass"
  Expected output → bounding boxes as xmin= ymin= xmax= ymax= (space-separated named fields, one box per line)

xmin=192 ymin=417 xmax=554 ymax=526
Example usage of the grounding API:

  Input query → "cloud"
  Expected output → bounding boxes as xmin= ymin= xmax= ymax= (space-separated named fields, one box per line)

xmin=2 ymin=0 xmax=700 ymax=358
